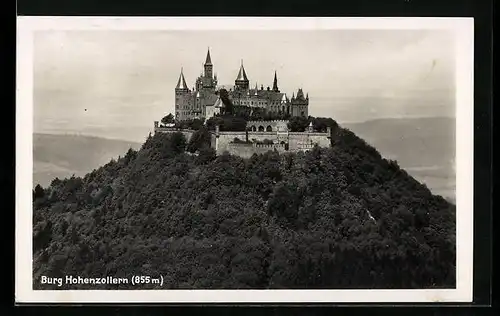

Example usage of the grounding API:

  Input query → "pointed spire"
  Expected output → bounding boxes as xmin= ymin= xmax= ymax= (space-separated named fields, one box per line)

xmin=254 ymin=82 xmax=258 ymax=95
xmin=273 ymin=70 xmax=279 ymax=91
xmin=176 ymin=68 xmax=188 ymax=90
xmin=235 ymin=59 xmax=248 ymax=82
xmin=205 ymin=48 xmax=212 ymax=65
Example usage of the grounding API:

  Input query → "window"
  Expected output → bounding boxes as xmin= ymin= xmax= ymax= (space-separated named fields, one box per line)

xmin=266 ymin=126 xmax=272 ymax=132
xmin=251 ymin=126 xmax=256 ymax=132
xmin=258 ymin=126 xmax=265 ymax=132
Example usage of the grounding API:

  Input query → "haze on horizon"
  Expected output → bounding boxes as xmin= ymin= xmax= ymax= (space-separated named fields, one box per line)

xmin=33 ymin=29 xmax=456 ymax=143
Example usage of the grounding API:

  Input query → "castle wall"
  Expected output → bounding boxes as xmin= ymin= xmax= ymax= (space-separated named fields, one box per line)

xmin=288 ymin=132 xmax=331 ymax=151
xmin=153 ymin=123 xmax=331 ymax=157
xmin=212 ymin=129 xmax=331 ymax=156
xmin=212 ymin=131 xmax=248 ymax=154
xmin=154 ymin=127 xmax=195 ymax=142
xmin=224 ymin=143 xmax=287 ymax=158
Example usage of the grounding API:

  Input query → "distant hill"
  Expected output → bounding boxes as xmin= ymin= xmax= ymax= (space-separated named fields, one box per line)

xmin=33 ymin=126 xmax=456 ymax=290
xmin=33 ymin=133 xmax=142 ymax=187
xmin=343 ymin=117 xmax=455 ymax=202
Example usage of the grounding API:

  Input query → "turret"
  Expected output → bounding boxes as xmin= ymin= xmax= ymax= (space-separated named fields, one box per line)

xmin=235 ymin=60 xmax=249 ymax=90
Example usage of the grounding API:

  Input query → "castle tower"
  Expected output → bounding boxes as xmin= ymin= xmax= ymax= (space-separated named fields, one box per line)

xmin=235 ymin=60 xmax=249 ymax=90
xmin=291 ymin=88 xmax=309 ymax=117
xmin=175 ymin=68 xmax=190 ymax=120
xmin=204 ymin=48 xmax=213 ymax=79
xmin=272 ymin=71 xmax=279 ymax=92
xmin=175 ymin=68 xmax=189 ymax=92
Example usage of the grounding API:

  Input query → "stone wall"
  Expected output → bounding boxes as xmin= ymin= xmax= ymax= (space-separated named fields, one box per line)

xmin=212 ymin=130 xmax=331 ymax=156
xmin=154 ymin=126 xmax=195 ymax=142
xmin=153 ymin=122 xmax=331 ymax=157
xmin=212 ymin=131 xmax=247 ymax=153
xmin=288 ymin=132 xmax=332 ymax=151
xmin=224 ymin=143 xmax=287 ymax=158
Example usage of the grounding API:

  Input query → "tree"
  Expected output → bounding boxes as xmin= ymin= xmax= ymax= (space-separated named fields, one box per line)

xmin=287 ymin=116 xmax=310 ymax=132
xmin=161 ymin=113 xmax=175 ymax=125
xmin=312 ymin=117 xmax=338 ymax=133
xmin=197 ymin=146 xmax=217 ymax=164
xmin=33 ymin=184 xmax=45 ymax=200
xmin=187 ymin=127 xmax=212 ymax=153
xmin=176 ymin=118 xmax=205 ymax=131
xmin=218 ymin=89 xmax=234 ymax=115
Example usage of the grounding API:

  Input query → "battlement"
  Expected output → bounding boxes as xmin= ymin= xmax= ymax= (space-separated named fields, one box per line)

xmin=254 ymin=143 xmax=286 ymax=149
xmin=246 ymin=120 xmax=289 ymax=125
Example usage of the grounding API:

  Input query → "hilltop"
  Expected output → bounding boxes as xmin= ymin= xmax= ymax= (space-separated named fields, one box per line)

xmin=32 ymin=123 xmax=456 ymax=290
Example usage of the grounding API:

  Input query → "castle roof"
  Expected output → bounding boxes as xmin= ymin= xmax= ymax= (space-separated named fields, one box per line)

xmin=296 ymin=88 xmax=305 ymax=100
xmin=176 ymin=68 xmax=188 ymax=90
xmin=267 ymin=92 xmax=285 ymax=101
xmin=205 ymin=48 xmax=212 ymax=65
xmin=235 ymin=61 xmax=249 ymax=82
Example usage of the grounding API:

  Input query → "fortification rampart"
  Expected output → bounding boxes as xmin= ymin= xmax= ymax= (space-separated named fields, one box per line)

xmin=153 ymin=125 xmax=195 ymax=142
xmin=224 ymin=142 xmax=287 ymax=158
xmin=153 ymin=121 xmax=331 ymax=157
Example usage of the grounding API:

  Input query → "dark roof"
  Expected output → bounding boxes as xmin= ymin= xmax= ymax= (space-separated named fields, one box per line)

xmin=176 ymin=69 xmax=188 ymax=89
xmin=205 ymin=49 xmax=212 ymax=65
xmin=235 ymin=63 xmax=249 ymax=82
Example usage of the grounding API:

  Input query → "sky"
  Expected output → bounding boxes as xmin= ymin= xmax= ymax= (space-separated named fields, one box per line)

xmin=33 ymin=29 xmax=456 ymax=143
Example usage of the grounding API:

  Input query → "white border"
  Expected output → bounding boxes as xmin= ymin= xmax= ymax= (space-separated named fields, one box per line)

xmin=16 ymin=17 xmax=474 ymax=303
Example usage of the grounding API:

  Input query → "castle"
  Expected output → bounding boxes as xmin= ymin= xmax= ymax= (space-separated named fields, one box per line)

xmin=155 ymin=48 xmax=330 ymax=158
xmin=175 ymin=49 xmax=309 ymax=121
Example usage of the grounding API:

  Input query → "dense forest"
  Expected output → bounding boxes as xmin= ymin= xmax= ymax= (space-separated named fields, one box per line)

xmin=32 ymin=121 xmax=456 ymax=290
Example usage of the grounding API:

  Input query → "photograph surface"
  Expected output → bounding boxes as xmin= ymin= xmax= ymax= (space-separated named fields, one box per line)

xmin=16 ymin=17 xmax=474 ymax=303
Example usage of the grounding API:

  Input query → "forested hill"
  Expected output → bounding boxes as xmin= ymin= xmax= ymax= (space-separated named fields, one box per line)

xmin=32 ymin=125 xmax=456 ymax=290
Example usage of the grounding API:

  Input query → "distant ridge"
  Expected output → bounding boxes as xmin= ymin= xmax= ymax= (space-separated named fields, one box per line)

xmin=34 ymin=132 xmax=140 ymax=144
xmin=33 ymin=133 xmax=141 ymax=187
xmin=343 ymin=116 xmax=455 ymax=201
xmin=340 ymin=115 xmax=455 ymax=126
